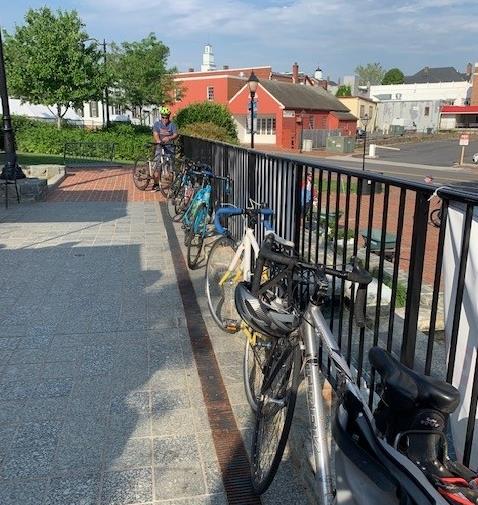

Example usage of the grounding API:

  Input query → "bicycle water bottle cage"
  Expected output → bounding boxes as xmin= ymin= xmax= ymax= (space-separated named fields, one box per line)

xmin=369 ymin=347 xmax=460 ymax=414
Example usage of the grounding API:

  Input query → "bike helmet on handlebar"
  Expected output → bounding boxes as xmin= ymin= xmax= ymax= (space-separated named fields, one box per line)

xmin=234 ymin=282 xmax=300 ymax=338
xmin=159 ymin=106 xmax=171 ymax=116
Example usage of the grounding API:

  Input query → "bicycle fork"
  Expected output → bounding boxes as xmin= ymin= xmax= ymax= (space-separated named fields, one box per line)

xmin=302 ymin=308 xmax=335 ymax=505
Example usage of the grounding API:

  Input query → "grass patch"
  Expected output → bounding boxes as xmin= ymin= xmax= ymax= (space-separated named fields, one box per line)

xmin=372 ymin=268 xmax=407 ymax=308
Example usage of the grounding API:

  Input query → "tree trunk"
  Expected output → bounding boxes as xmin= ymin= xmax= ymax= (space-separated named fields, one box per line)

xmin=56 ymin=105 xmax=62 ymax=129
xmin=139 ymin=106 xmax=143 ymax=126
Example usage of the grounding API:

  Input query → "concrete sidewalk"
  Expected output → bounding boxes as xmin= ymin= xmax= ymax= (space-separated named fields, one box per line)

xmin=0 ymin=167 xmax=309 ymax=504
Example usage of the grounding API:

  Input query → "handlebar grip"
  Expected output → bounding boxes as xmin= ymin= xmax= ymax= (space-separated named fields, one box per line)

xmin=214 ymin=207 xmax=243 ymax=235
xmin=354 ymin=285 xmax=367 ymax=328
xmin=258 ymin=239 xmax=297 ymax=267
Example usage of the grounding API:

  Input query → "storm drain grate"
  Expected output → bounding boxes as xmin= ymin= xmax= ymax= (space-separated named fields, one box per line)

xmin=160 ymin=203 xmax=262 ymax=505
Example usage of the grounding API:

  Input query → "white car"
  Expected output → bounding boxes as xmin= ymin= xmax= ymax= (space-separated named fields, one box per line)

xmin=473 ymin=153 xmax=478 ymax=164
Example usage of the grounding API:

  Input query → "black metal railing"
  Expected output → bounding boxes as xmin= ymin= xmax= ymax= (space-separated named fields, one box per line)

xmin=182 ymin=135 xmax=478 ymax=466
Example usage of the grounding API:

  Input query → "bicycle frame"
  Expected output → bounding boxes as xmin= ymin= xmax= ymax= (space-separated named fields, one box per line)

xmin=219 ymin=227 xmax=261 ymax=286
xmin=299 ymin=303 xmax=448 ymax=505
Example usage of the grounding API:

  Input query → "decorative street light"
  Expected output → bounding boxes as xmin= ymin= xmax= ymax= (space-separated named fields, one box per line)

xmin=299 ymin=109 xmax=306 ymax=153
xmin=86 ymin=38 xmax=110 ymax=128
xmin=0 ymin=29 xmax=25 ymax=182
xmin=247 ymin=71 xmax=259 ymax=148
xmin=361 ymin=113 xmax=370 ymax=171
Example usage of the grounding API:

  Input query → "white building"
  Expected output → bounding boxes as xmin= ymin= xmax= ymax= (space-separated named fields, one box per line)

xmin=370 ymin=81 xmax=471 ymax=106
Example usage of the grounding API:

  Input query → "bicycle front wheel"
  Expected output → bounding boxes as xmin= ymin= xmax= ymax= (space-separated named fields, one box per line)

xmin=132 ymin=158 xmax=152 ymax=191
xmin=244 ymin=332 xmax=271 ymax=412
xmin=187 ymin=204 xmax=207 ymax=269
xmin=251 ymin=338 xmax=301 ymax=494
xmin=159 ymin=159 xmax=175 ymax=198
xmin=205 ymin=235 xmax=242 ymax=333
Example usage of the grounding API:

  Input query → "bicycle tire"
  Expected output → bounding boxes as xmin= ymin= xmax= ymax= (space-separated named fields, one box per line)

xmin=187 ymin=204 xmax=207 ymax=269
xmin=132 ymin=158 xmax=152 ymax=191
xmin=251 ymin=338 xmax=301 ymax=494
xmin=205 ymin=235 xmax=242 ymax=333
xmin=430 ymin=208 xmax=441 ymax=228
xmin=166 ymin=176 xmax=182 ymax=220
xmin=244 ymin=333 xmax=271 ymax=412
xmin=159 ymin=159 xmax=174 ymax=198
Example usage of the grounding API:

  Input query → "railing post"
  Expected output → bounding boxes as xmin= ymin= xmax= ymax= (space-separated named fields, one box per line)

xmin=401 ymin=190 xmax=430 ymax=368
xmin=293 ymin=163 xmax=304 ymax=254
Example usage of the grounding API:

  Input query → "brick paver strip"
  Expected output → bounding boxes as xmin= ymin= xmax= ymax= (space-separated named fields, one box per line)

xmin=159 ymin=202 xmax=262 ymax=505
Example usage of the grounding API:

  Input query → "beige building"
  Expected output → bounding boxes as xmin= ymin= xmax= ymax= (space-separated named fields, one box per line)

xmin=337 ymin=96 xmax=378 ymax=131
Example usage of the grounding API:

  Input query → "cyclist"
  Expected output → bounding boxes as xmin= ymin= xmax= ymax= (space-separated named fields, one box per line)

xmin=151 ymin=106 xmax=179 ymax=191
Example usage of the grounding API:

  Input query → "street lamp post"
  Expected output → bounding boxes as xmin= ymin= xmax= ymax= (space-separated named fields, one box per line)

xmin=0 ymin=29 xmax=24 ymax=181
xmin=299 ymin=110 xmax=305 ymax=153
xmin=86 ymin=38 xmax=110 ymax=128
xmin=361 ymin=113 xmax=370 ymax=171
xmin=247 ymin=71 xmax=259 ymax=149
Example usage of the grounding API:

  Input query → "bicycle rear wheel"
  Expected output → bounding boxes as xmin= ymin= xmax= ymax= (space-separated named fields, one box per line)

xmin=187 ymin=204 xmax=207 ymax=269
xmin=430 ymin=208 xmax=441 ymax=228
xmin=251 ymin=337 xmax=301 ymax=494
xmin=166 ymin=176 xmax=182 ymax=219
xmin=132 ymin=158 xmax=152 ymax=191
xmin=205 ymin=235 xmax=242 ymax=333
xmin=159 ymin=159 xmax=175 ymax=198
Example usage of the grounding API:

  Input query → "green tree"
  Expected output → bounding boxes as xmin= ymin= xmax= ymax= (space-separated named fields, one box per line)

xmin=354 ymin=63 xmax=385 ymax=86
xmin=175 ymin=102 xmax=238 ymax=141
xmin=4 ymin=7 xmax=105 ymax=128
xmin=109 ymin=33 xmax=175 ymax=125
xmin=382 ymin=68 xmax=405 ymax=85
xmin=336 ymin=85 xmax=352 ymax=97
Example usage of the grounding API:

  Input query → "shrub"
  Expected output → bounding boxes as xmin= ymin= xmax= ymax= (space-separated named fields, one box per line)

xmin=10 ymin=116 xmax=152 ymax=161
xmin=175 ymin=102 xmax=238 ymax=141
xmin=180 ymin=122 xmax=238 ymax=144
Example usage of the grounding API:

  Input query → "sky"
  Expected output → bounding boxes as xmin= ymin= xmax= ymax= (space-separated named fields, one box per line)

xmin=2 ymin=0 xmax=477 ymax=81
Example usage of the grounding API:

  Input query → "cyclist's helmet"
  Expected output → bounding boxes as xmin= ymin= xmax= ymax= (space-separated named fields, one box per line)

xmin=160 ymin=106 xmax=171 ymax=117
xmin=234 ymin=282 xmax=300 ymax=337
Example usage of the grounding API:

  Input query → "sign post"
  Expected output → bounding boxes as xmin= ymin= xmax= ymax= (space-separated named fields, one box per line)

xmin=459 ymin=133 xmax=470 ymax=165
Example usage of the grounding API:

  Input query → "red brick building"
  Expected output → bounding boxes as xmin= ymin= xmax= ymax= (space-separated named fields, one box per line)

xmin=228 ymin=79 xmax=356 ymax=148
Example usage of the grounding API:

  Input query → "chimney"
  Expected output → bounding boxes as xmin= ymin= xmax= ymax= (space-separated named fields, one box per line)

xmin=223 ymin=65 xmax=229 ymax=70
xmin=188 ymin=68 xmax=194 ymax=72
xmin=471 ymin=63 xmax=478 ymax=106
xmin=292 ymin=62 xmax=299 ymax=84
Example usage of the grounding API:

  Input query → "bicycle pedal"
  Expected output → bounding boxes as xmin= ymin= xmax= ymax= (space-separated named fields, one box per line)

xmin=225 ymin=321 xmax=239 ymax=332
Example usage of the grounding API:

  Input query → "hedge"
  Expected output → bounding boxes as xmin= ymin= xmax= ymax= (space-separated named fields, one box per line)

xmin=180 ymin=122 xmax=238 ymax=144
xmin=11 ymin=116 xmax=152 ymax=161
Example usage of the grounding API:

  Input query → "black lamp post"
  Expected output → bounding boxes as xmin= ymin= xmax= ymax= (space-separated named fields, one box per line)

xmin=0 ymin=29 xmax=24 ymax=180
xmin=86 ymin=38 xmax=110 ymax=128
xmin=247 ymin=71 xmax=259 ymax=148
xmin=299 ymin=109 xmax=305 ymax=153
xmin=361 ymin=113 xmax=370 ymax=171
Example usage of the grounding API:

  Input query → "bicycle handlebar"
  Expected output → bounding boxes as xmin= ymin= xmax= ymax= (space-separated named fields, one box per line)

xmin=214 ymin=207 xmax=274 ymax=236
xmin=257 ymin=235 xmax=373 ymax=328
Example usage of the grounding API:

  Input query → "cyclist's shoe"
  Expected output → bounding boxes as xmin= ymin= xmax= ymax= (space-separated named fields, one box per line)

xmin=152 ymin=184 xmax=160 ymax=192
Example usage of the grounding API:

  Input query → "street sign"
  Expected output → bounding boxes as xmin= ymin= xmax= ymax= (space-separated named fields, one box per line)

xmin=460 ymin=133 xmax=470 ymax=146
xmin=248 ymin=97 xmax=258 ymax=113
xmin=246 ymin=117 xmax=257 ymax=134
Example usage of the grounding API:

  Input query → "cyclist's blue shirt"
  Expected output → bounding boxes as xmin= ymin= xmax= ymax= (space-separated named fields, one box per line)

xmin=153 ymin=119 xmax=177 ymax=155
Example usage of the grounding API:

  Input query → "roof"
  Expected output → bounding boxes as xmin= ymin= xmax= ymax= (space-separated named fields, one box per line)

xmin=441 ymin=105 xmax=478 ymax=115
xmin=338 ymin=95 xmax=376 ymax=103
xmin=404 ymin=67 xmax=468 ymax=84
xmin=258 ymin=80 xmax=349 ymax=111
xmin=331 ymin=111 xmax=357 ymax=121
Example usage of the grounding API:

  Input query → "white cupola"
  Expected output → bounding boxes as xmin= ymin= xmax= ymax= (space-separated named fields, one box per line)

xmin=201 ymin=44 xmax=216 ymax=72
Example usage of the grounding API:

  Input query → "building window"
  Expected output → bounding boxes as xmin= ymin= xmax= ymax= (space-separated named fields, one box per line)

xmin=308 ymin=116 xmax=315 ymax=129
xmin=207 ymin=86 xmax=214 ymax=101
xmin=112 ymin=105 xmax=124 ymax=115
xmin=255 ymin=117 xmax=276 ymax=135
xmin=359 ymin=104 xmax=365 ymax=117
xmin=424 ymin=106 xmax=430 ymax=116
xmin=89 ymin=101 xmax=99 ymax=118
xmin=369 ymin=106 xmax=373 ymax=117
xmin=75 ymin=107 xmax=84 ymax=118
xmin=175 ymin=88 xmax=182 ymax=102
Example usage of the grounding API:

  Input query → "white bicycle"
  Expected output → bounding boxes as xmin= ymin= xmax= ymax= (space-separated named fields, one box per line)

xmin=205 ymin=203 xmax=294 ymax=334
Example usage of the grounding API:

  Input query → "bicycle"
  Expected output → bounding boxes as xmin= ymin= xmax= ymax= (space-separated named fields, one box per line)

xmin=166 ymin=160 xmax=203 ymax=221
xmin=132 ymin=142 xmax=175 ymax=197
xmin=206 ymin=203 xmax=294 ymax=334
xmin=238 ymin=234 xmax=478 ymax=504
xmin=185 ymin=173 xmax=232 ymax=270
xmin=430 ymin=207 xmax=442 ymax=228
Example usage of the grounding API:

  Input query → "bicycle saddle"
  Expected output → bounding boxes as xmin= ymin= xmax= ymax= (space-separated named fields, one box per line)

xmin=369 ymin=347 xmax=460 ymax=414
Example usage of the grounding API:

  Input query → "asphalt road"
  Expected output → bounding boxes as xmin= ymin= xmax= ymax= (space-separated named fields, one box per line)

xmin=362 ymin=139 xmax=478 ymax=167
